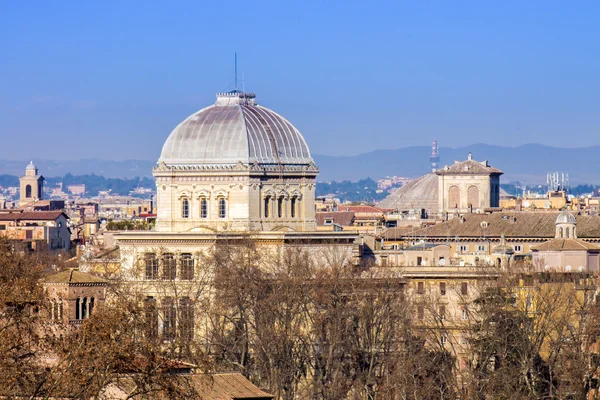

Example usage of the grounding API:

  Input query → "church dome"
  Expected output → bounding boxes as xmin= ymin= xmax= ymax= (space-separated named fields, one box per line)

xmin=378 ymin=173 xmax=439 ymax=212
xmin=556 ymin=209 xmax=576 ymax=225
xmin=159 ymin=91 xmax=313 ymax=166
xmin=26 ymin=161 xmax=36 ymax=171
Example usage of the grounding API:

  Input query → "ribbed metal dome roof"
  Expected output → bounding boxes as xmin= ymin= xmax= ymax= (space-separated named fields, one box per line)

xmin=556 ymin=209 xmax=576 ymax=225
xmin=159 ymin=91 xmax=313 ymax=166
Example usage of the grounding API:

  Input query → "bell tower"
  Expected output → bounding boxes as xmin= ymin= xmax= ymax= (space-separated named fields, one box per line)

xmin=19 ymin=161 xmax=44 ymax=207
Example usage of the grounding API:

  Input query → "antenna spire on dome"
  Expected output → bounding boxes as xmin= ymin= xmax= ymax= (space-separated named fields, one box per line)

xmin=234 ymin=52 xmax=238 ymax=91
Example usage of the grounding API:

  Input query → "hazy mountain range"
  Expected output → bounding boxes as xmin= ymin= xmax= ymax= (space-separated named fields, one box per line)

xmin=1 ymin=144 xmax=598 ymax=184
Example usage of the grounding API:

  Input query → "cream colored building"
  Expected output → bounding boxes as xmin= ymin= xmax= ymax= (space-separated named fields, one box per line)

xmin=436 ymin=153 xmax=503 ymax=215
xmin=378 ymin=153 xmax=503 ymax=218
xmin=114 ymin=90 xmax=359 ymax=339
xmin=154 ymin=91 xmax=317 ymax=233
xmin=19 ymin=162 xmax=44 ymax=208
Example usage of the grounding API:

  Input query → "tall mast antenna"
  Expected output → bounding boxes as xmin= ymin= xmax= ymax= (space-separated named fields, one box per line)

xmin=234 ymin=52 xmax=238 ymax=90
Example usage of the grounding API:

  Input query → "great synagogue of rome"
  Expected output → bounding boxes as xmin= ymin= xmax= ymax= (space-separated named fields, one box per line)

xmin=115 ymin=90 xmax=358 ymax=287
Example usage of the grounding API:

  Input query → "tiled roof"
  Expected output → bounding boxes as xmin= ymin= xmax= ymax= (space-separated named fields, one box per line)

xmin=315 ymin=211 xmax=355 ymax=226
xmin=0 ymin=211 xmax=67 ymax=221
xmin=41 ymin=269 xmax=107 ymax=284
xmin=436 ymin=159 xmax=503 ymax=175
xmin=107 ymin=373 xmax=273 ymax=399
xmin=531 ymin=238 xmax=600 ymax=251
xmin=406 ymin=212 xmax=600 ymax=239
xmin=337 ymin=205 xmax=387 ymax=214
xmin=193 ymin=373 xmax=273 ymax=400
xmin=382 ymin=227 xmax=420 ymax=240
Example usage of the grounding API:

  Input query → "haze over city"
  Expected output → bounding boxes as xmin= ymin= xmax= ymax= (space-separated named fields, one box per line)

xmin=4 ymin=2 xmax=600 ymax=399
xmin=1 ymin=1 xmax=599 ymax=161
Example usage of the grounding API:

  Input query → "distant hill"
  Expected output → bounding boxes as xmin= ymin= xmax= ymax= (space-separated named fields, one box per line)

xmin=0 ymin=159 xmax=155 ymax=179
xmin=314 ymin=144 xmax=600 ymax=184
xmin=1 ymin=144 xmax=598 ymax=184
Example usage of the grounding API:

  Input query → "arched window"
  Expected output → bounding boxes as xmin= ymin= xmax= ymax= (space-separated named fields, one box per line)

xmin=81 ymin=298 xmax=88 ymax=319
xmin=75 ymin=298 xmax=80 ymax=320
xmin=162 ymin=253 xmax=176 ymax=280
xmin=179 ymin=297 xmax=195 ymax=342
xmin=467 ymin=186 xmax=479 ymax=209
xmin=57 ymin=299 xmax=63 ymax=320
xmin=162 ymin=297 xmax=176 ymax=341
xmin=181 ymin=198 xmax=190 ymax=218
xmin=25 ymin=184 xmax=32 ymax=198
xmin=449 ymin=186 xmax=460 ymax=209
xmin=200 ymin=198 xmax=208 ymax=218
xmin=566 ymin=227 xmax=570 ymax=238
xmin=290 ymin=197 xmax=297 ymax=218
xmin=89 ymin=298 xmax=95 ymax=317
xmin=50 ymin=300 xmax=56 ymax=320
xmin=218 ymin=198 xmax=226 ymax=219
xmin=264 ymin=197 xmax=270 ymax=218
xmin=559 ymin=227 xmax=564 ymax=238
xmin=145 ymin=253 xmax=158 ymax=280
xmin=180 ymin=253 xmax=194 ymax=280
xmin=278 ymin=197 xmax=284 ymax=218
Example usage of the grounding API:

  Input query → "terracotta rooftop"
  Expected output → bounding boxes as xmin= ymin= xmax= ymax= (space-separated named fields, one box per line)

xmin=315 ymin=211 xmax=355 ymax=226
xmin=531 ymin=238 xmax=600 ymax=252
xmin=407 ymin=212 xmax=600 ymax=240
xmin=0 ymin=211 xmax=67 ymax=221
xmin=108 ymin=373 xmax=273 ymax=399
xmin=337 ymin=205 xmax=388 ymax=214
xmin=194 ymin=373 xmax=273 ymax=400
xmin=382 ymin=226 xmax=420 ymax=240
xmin=41 ymin=269 xmax=107 ymax=284
xmin=436 ymin=157 xmax=503 ymax=176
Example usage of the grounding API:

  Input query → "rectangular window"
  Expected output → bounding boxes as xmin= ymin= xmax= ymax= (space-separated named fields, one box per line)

xmin=180 ymin=253 xmax=194 ymax=280
xmin=324 ymin=219 xmax=333 ymax=225
xmin=162 ymin=297 xmax=176 ymax=341
xmin=200 ymin=198 xmax=208 ymax=218
xmin=417 ymin=305 xmax=424 ymax=320
xmin=461 ymin=282 xmax=468 ymax=296
xmin=162 ymin=253 xmax=176 ymax=280
xmin=417 ymin=281 xmax=424 ymax=295
xmin=439 ymin=305 xmax=446 ymax=321
xmin=458 ymin=245 xmax=469 ymax=253
xmin=179 ymin=297 xmax=194 ymax=342
xmin=514 ymin=245 xmax=523 ymax=252
xmin=0 ymin=225 xmax=5 ymax=231
xmin=182 ymin=199 xmax=189 ymax=218
xmin=144 ymin=297 xmax=158 ymax=338
xmin=219 ymin=198 xmax=226 ymax=219
xmin=462 ymin=308 xmax=468 ymax=320
xmin=440 ymin=282 xmax=446 ymax=295
xmin=477 ymin=245 xmax=487 ymax=252
xmin=417 ymin=256 xmax=423 ymax=266
xmin=441 ymin=332 xmax=447 ymax=344
xmin=145 ymin=254 xmax=158 ymax=280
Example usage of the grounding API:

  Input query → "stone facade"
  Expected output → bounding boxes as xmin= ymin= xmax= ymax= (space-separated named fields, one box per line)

xmin=436 ymin=153 xmax=503 ymax=215
xmin=19 ymin=162 xmax=44 ymax=207
xmin=154 ymin=162 xmax=318 ymax=233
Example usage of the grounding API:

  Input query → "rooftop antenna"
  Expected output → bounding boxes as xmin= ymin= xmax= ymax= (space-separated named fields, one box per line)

xmin=234 ymin=52 xmax=238 ymax=91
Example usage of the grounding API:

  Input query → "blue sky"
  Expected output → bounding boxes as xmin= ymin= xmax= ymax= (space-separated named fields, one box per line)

xmin=1 ymin=1 xmax=599 ymax=161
